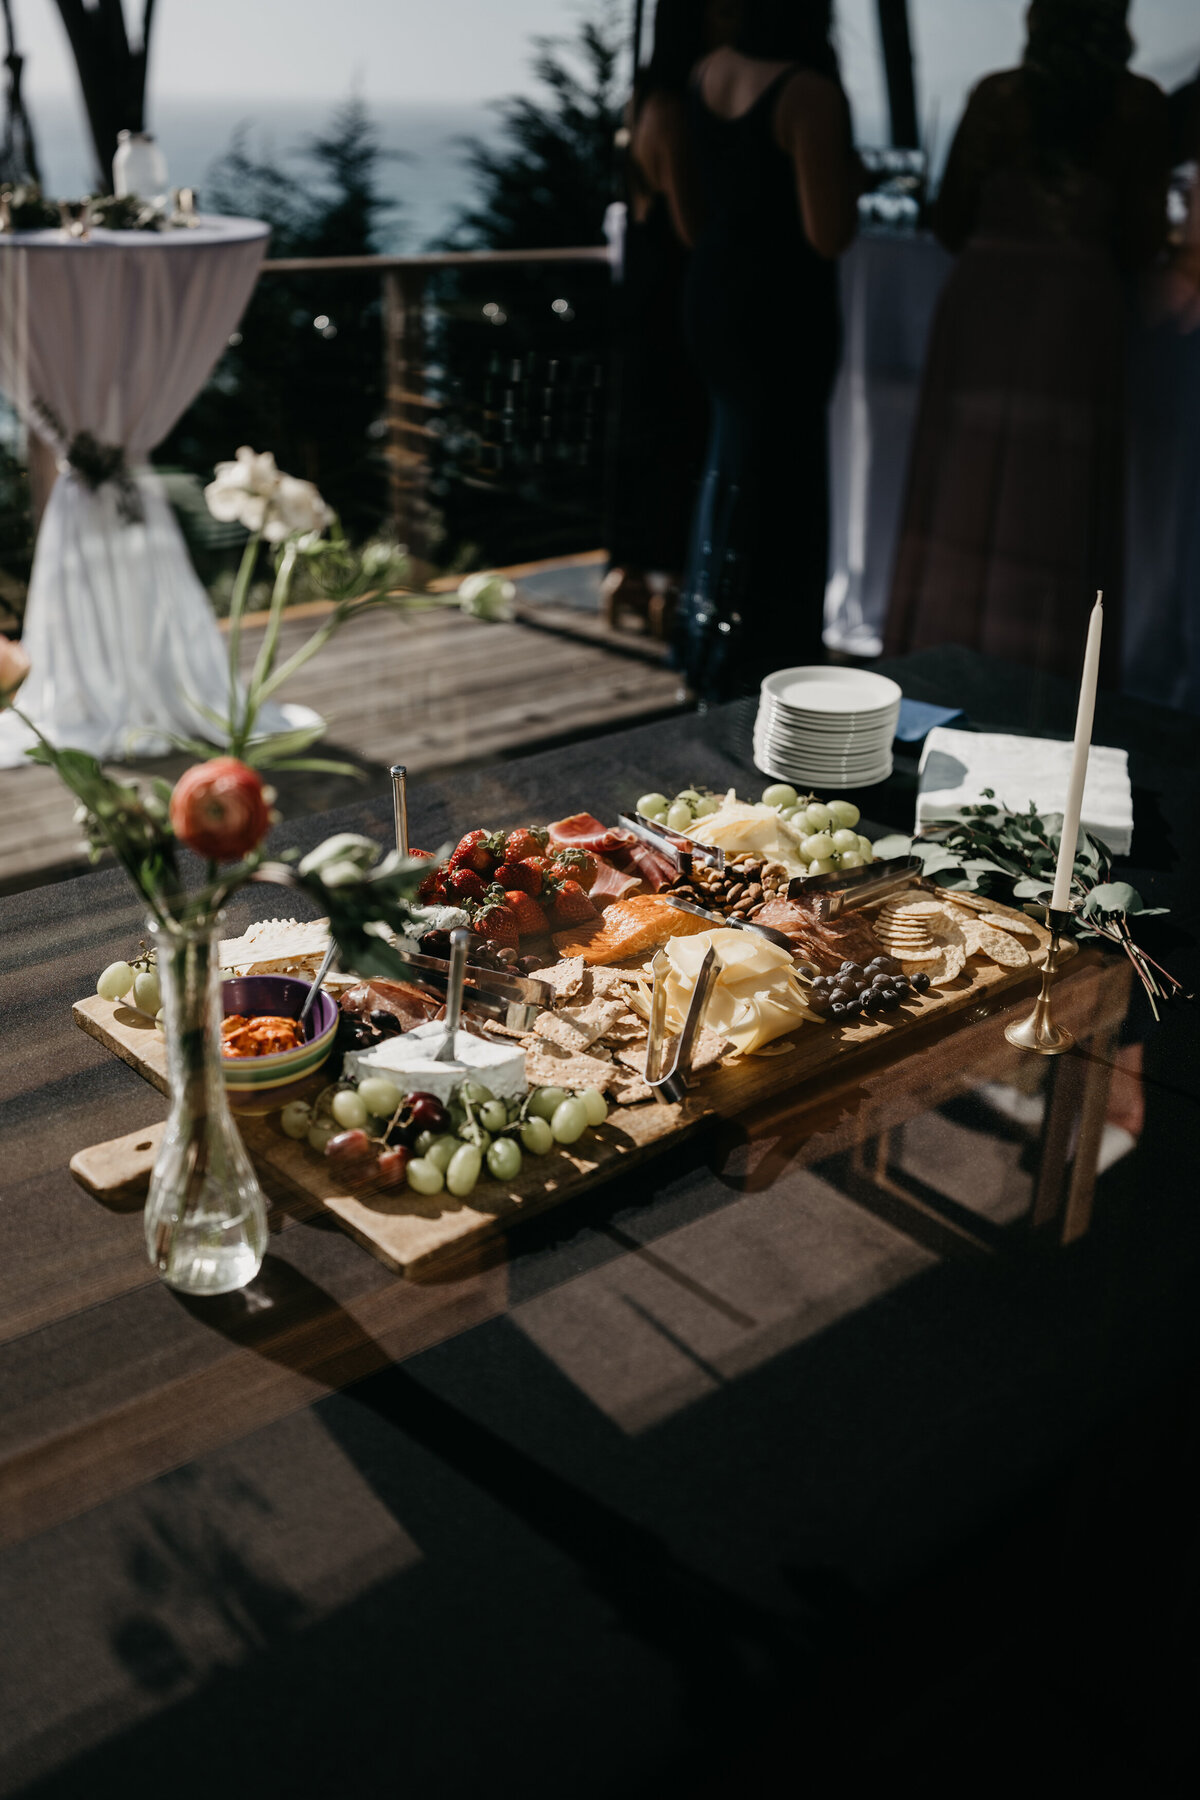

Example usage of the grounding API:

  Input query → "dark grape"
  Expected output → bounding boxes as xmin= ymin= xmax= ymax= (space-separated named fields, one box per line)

xmin=880 ymin=991 xmax=902 ymax=1013
xmin=376 ymin=1146 xmax=410 ymax=1187
xmin=913 ymin=972 xmax=931 ymax=993
xmin=893 ymin=975 xmax=911 ymax=994
xmin=326 ymin=1129 xmax=374 ymax=1167
xmin=407 ymin=1092 xmax=449 ymax=1134
xmin=860 ymin=989 xmax=881 ymax=1016
xmin=830 ymin=1002 xmax=847 ymax=1017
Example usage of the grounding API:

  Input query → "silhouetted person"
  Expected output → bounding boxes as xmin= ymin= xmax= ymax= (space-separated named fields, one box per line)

xmin=884 ymin=0 xmax=1170 ymax=684
xmin=669 ymin=0 xmax=862 ymax=700
xmin=603 ymin=0 xmax=714 ymax=636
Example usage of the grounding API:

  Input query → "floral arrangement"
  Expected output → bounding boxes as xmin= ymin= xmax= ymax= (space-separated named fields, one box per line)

xmin=875 ymin=794 xmax=1187 ymax=1019
xmin=2 ymin=446 xmax=511 ymax=968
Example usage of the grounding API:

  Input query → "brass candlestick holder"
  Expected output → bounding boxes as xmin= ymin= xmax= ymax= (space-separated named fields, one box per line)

xmin=1004 ymin=904 xmax=1075 ymax=1055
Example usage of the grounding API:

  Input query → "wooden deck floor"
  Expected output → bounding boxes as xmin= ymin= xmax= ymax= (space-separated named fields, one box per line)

xmin=0 ymin=594 xmax=683 ymax=894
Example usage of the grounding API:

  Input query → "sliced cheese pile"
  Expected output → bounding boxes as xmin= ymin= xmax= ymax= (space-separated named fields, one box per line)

xmin=687 ymin=791 xmax=809 ymax=876
xmin=634 ymin=927 xmax=818 ymax=1055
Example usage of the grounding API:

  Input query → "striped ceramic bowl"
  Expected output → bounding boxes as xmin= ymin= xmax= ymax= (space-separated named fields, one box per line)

xmin=220 ymin=974 xmax=339 ymax=1093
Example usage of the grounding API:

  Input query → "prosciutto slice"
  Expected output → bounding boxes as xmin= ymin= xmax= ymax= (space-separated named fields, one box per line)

xmin=589 ymin=854 xmax=643 ymax=905
xmin=548 ymin=811 xmax=674 ymax=894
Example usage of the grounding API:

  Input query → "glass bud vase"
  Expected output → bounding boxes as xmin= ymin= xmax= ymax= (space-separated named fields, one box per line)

xmin=144 ymin=915 xmax=268 ymax=1295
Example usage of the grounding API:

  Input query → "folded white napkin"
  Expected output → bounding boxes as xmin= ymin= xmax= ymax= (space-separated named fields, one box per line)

xmin=915 ymin=727 xmax=1133 ymax=855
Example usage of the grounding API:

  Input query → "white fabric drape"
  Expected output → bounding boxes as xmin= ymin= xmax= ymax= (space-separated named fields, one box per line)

xmin=0 ymin=217 xmax=302 ymax=767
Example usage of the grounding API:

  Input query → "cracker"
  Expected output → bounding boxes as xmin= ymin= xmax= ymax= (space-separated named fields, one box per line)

xmin=535 ymin=1013 xmax=597 ymax=1053
xmin=608 ymin=1075 xmax=654 ymax=1107
xmin=524 ymin=1042 xmax=621 ymax=1093
xmin=969 ymin=923 xmax=1030 ymax=968
xmin=616 ymin=1044 xmax=649 ymax=1075
xmin=479 ymin=1020 xmax=535 ymax=1043
xmin=879 ymin=897 xmax=944 ymax=919
xmin=600 ymin=1012 xmax=649 ymax=1044
xmin=929 ymin=941 xmax=967 ymax=985
xmin=895 ymin=946 xmax=945 ymax=964
xmin=540 ymin=956 xmax=587 ymax=1001
xmin=690 ymin=1027 xmax=728 ymax=1072
xmin=589 ymin=966 xmax=641 ymax=997
xmin=980 ymin=912 xmax=1038 ymax=937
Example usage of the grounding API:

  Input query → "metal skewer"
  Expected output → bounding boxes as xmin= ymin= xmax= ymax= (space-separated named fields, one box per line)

xmin=434 ymin=928 xmax=470 ymax=1062
xmin=297 ymin=940 xmax=337 ymax=1036
xmin=390 ymin=763 xmax=409 ymax=856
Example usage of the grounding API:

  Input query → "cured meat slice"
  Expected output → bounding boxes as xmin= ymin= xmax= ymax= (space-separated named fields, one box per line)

xmin=552 ymin=894 xmax=712 ymax=965
xmin=753 ymin=897 xmax=880 ymax=973
xmin=341 ymin=978 xmax=444 ymax=1029
xmin=548 ymin=812 xmax=638 ymax=857
xmin=623 ymin=839 xmax=675 ymax=891
xmin=589 ymin=855 xmax=643 ymax=906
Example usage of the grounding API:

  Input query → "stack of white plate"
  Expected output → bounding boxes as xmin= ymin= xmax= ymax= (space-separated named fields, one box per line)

xmin=753 ymin=666 xmax=902 ymax=789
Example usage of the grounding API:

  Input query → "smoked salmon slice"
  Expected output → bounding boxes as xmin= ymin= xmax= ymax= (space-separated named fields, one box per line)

xmin=551 ymin=893 xmax=712 ymax=964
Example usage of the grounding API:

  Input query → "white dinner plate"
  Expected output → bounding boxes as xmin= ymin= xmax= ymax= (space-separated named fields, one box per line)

xmin=761 ymin=665 xmax=903 ymax=714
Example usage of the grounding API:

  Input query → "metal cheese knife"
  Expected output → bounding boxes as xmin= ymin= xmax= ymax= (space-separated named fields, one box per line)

xmin=660 ymin=892 xmax=795 ymax=954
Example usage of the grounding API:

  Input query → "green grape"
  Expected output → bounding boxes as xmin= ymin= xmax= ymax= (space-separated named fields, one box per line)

xmin=280 ymin=1101 xmax=312 ymax=1140
xmin=637 ymin=792 xmax=669 ymax=818
xmin=133 ymin=970 xmax=161 ymax=1015
xmin=856 ymin=835 xmax=874 ymax=861
xmin=761 ymin=783 xmax=798 ymax=809
xmin=331 ymin=1089 xmax=369 ymax=1130
xmin=809 ymin=857 xmax=838 ymax=875
xmin=521 ymin=1116 xmax=554 ymax=1156
xmin=487 ymin=1137 xmax=523 ymax=1182
xmin=666 ymin=801 xmax=694 ymax=832
xmin=800 ymin=832 xmax=835 ymax=861
xmin=529 ymin=1086 xmax=568 ymax=1121
xmin=307 ymin=1121 xmax=337 ymax=1153
xmin=457 ymin=1121 xmax=492 ymax=1151
xmin=675 ymin=788 xmax=703 ymax=807
xmin=580 ymin=1087 xmax=608 ymax=1126
xmin=691 ymin=793 xmax=719 ymax=817
xmin=446 ymin=1144 xmax=482 ymax=1197
xmin=801 ymin=803 xmax=833 ymax=833
xmin=838 ymin=851 xmax=864 ymax=869
xmin=827 ymin=800 xmax=861 ymax=830
xmin=406 ymin=1157 xmax=444 ymax=1196
xmin=479 ymin=1099 xmax=509 ymax=1134
xmin=154 ymin=1010 xmax=165 ymax=1033
xmin=358 ymin=1076 xmax=402 ymax=1118
xmin=97 ymin=961 xmax=135 ymax=1002
xmin=460 ymin=1081 xmax=495 ymax=1107
xmin=426 ymin=1134 xmax=460 ymax=1174
xmin=550 ymin=1097 xmax=588 ymax=1144
xmin=831 ymin=828 xmax=860 ymax=854
xmin=414 ymin=1129 xmax=438 ymax=1157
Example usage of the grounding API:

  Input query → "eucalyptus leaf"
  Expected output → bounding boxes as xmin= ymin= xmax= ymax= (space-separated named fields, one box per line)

xmin=1082 ymin=881 xmax=1145 ymax=916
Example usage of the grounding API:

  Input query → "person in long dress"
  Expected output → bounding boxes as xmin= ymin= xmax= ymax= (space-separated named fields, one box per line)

xmin=665 ymin=0 xmax=863 ymax=701
xmin=883 ymin=0 xmax=1170 ymax=685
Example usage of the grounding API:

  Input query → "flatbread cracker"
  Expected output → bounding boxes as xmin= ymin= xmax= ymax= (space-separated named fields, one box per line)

xmin=929 ymin=941 xmax=967 ymax=984
xmin=969 ymin=923 xmax=1030 ymax=967
xmin=540 ymin=956 xmax=587 ymax=1001
xmin=589 ymin=966 xmax=641 ymax=997
xmin=981 ymin=912 xmax=1038 ymax=937
xmin=608 ymin=1075 xmax=654 ymax=1106
xmin=525 ymin=1042 xmax=621 ymax=1094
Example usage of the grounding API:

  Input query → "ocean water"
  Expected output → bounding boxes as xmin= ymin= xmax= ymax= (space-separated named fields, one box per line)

xmin=30 ymin=96 xmax=504 ymax=253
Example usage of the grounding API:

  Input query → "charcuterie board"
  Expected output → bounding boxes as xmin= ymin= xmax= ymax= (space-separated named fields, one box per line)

xmin=70 ymin=890 xmax=1060 ymax=1278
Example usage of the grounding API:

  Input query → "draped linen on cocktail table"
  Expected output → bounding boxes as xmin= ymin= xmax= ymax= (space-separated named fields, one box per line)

xmin=0 ymin=216 xmax=299 ymax=767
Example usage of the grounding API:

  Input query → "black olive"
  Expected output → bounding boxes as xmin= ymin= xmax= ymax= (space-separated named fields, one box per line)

xmin=893 ymin=974 xmax=911 ymax=993
xmin=880 ymin=991 xmax=901 ymax=1013
xmin=860 ymin=989 xmax=881 ymax=1015
xmin=829 ymin=987 xmax=850 ymax=1005
xmin=913 ymin=972 xmax=931 ymax=993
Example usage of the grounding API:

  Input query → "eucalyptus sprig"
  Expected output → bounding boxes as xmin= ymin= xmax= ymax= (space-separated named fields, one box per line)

xmin=874 ymin=792 xmax=1188 ymax=1020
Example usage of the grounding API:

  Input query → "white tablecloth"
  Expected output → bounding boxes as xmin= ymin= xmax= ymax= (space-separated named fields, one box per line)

xmin=0 ymin=215 xmax=295 ymax=766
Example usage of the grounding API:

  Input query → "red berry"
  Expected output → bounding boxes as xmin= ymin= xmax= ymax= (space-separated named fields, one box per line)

xmin=474 ymin=895 xmax=520 ymax=952
xmin=447 ymin=828 xmax=496 ymax=877
xmin=446 ymin=866 xmax=487 ymax=902
xmin=549 ymin=845 xmax=596 ymax=889
xmin=495 ymin=860 xmax=542 ymax=896
xmin=504 ymin=826 xmax=548 ymax=863
xmin=376 ymin=1146 xmax=411 ymax=1187
xmin=549 ymin=879 xmax=599 ymax=928
xmin=417 ymin=863 xmax=447 ymax=902
xmin=504 ymin=889 xmax=550 ymax=937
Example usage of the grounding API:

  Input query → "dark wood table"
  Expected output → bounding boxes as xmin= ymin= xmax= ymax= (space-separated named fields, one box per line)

xmin=2 ymin=653 xmax=1198 ymax=1797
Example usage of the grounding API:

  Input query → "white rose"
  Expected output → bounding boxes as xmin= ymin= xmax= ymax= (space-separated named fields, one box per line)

xmin=458 ymin=572 xmax=516 ymax=622
xmin=265 ymin=474 xmax=334 ymax=543
xmin=205 ymin=445 xmax=280 ymax=528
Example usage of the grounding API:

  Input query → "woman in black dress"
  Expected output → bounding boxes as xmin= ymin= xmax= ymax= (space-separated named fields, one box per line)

xmin=671 ymin=0 xmax=862 ymax=699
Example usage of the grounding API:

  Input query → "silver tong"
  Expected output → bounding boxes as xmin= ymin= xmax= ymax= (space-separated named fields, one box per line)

xmin=659 ymin=891 xmax=796 ymax=954
xmin=434 ymin=929 xmax=470 ymax=1061
xmin=786 ymin=855 xmax=924 ymax=919
xmin=618 ymin=812 xmax=725 ymax=877
xmin=644 ymin=943 xmax=721 ymax=1104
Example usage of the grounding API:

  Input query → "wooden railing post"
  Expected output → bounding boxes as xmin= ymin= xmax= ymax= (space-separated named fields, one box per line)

xmin=383 ymin=267 xmax=433 ymax=580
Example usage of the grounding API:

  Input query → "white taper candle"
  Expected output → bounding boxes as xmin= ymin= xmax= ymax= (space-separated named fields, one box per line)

xmin=1050 ymin=592 xmax=1104 ymax=912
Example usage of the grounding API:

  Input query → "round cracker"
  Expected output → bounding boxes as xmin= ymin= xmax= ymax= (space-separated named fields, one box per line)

xmin=895 ymin=945 xmax=945 ymax=964
xmin=980 ymin=912 xmax=1038 ymax=938
xmin=968 ymin=923 xmax=1030 ymax=968
xmin=880 ymin=897 xmax=945 ymax=918
xmin=929 ymin=941 xmax=967 ymax=984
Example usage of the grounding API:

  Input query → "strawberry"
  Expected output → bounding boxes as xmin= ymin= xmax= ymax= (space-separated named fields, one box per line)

xmin=504 ymin=889 xmax=550 ymax=937
xmin=447 ymin=828 xmax=497 ymax=878
xmin=503 ymin=825 xmax=548 ymax=864
xmin=495 ymin=859 xmax=543 ymax=896
xmin=446 ymin=866 xmax=487 ymax=903
xmin=548 ymin=845 xmax=596 ymax=889
xmin=523 ymin=853 xmax=552 ymax=888
xmin=417 ymin=860 xmax=447 ymax=902
xmin=548 ymin=878 xmax=599 ymax=928
xmin=474 ymin=893 xmax=520 ymax=953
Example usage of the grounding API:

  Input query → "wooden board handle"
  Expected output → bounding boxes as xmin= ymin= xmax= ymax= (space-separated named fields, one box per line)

xmin=70 ymin=1121 xmax=164 ymax=1208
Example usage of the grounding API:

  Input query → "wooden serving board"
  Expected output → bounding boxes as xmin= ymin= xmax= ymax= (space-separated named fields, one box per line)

xmin=71 ymin=897 xmax=1058 ymax=1277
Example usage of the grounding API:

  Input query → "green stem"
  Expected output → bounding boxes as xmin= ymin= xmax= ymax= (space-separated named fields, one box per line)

xmin=225 ymin=530 xmax=261 ymax=749
xmin=243 ymin=538 xmax=299 ymax=743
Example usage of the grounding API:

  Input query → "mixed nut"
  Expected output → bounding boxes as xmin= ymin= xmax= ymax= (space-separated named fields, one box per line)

xmin=666 ymin=853 xmax=790 ymax=922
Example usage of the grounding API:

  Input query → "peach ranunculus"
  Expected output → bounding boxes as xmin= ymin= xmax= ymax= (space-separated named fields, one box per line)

xmin=0 ymin=637 xmax=30 ymax=709
xmin=169 ymin=757 xmax=272 ymax=862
